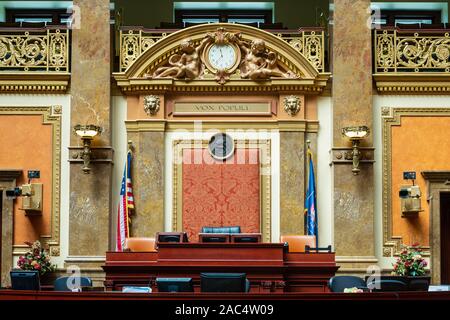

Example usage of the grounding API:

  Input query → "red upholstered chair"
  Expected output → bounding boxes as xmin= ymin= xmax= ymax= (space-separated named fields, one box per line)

xmin=280 ymin=235 xmax=316 ymax=253
xmin=125 ymin=237 xmax=157 ymax=252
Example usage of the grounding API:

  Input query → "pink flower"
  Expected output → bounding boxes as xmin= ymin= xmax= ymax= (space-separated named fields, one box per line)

xmin=34 ymin=264 xmax=41 ymax=270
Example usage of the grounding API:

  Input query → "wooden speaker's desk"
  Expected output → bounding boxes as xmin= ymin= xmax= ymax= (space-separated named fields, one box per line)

xmin=103 ymin=243 xmax=338 ymax=293
xmin=1 ymin=290 xmax=450 ymax=301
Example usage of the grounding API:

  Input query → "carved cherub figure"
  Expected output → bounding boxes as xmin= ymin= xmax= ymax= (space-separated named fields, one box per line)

xmin=152 ymin=35 xmax=214 ymax=80
xmin=232 ymin=34 xmax=294 ymax=80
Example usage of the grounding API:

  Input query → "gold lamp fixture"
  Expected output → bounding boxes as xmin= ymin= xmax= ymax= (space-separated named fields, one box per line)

xmin=74 ymin=124 xmax=102 ymax=174
xmin=341 ymin=125 xmax=370 ymax=175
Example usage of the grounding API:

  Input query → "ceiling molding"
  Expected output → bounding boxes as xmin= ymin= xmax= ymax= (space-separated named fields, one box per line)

xmin=374 ymin=73 xmax=450 ymax=94
xmin=0 ymin=73 xmax=70 ymax=94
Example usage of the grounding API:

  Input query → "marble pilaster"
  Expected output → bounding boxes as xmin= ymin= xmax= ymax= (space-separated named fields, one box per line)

xmin=280 ymin=131 xmax=305 ymax=235
xmin=127 ymin=130 xmax=165 ymax=237
xmin=68 ymin=0 xmax=112 ymax=259
xmin=332 ymin=0 xmax=376 ymax=271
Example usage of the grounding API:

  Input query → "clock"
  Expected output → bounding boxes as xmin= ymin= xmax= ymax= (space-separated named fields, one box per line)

xmin=208 ymin=133 xmax=235 ymax=160
xmin=205 ymin=43 xmax=240 ymax=72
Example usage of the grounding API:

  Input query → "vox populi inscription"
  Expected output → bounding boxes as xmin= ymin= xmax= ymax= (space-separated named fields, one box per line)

xmin=173 ymin=102 xmax=272 ymax=116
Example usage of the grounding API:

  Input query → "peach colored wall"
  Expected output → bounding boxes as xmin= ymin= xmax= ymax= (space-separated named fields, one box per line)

xmin=391 ymin=116 xmax=450 ymax=246
xmin=0 ymin=115 xmax=53 ymax=245
xmin=182 ymin=148 xmax=260 ymax=241
xmin=305 ymin=96 xmax=317 ymax=120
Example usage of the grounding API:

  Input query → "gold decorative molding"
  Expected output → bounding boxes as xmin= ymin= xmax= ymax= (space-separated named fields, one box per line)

xmin=0 ymin=28 xmax=69 ymax=72
xmin=374 ymin=28 xmax=450 ymax=94
xmin=172 ymin=139 xmax=271 ymax=243
xmin=0 ymin=72 xmax=70 ymax=93
xmin=114 ymin=77 xmax=329 ymax=95
xmin=0 ymin=27 xmax=70 ymax=93
xmin=120 ymin=26 xmax=325 ymax=74
xmin=125 ymin=120 xmax=166 ymax=132
xmin=276 ymin=29 xmax=325 ymax=73
xmin=120 ymin=29 xmax=168 ymax=72
xmin=382 ymin=107 xmax=450 ymax=257
xmin=114 ymin=23 xmax=330 ymax=94
xmin=125 ymin=119 xmax=320 ymax=132
xmin=374 ymin=73 xmax=450 ymax=94
xmin=0 ymin=106 xmax=62 ymax=256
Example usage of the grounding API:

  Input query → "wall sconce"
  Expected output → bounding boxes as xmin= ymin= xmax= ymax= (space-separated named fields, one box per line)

xmin=341 ymin=126 xmax=370 ymax=175
xmin=74 ymin=124 xmax=102 ymax=174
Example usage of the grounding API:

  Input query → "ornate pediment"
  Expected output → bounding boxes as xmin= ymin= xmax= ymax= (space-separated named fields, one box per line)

xmin=147 ymin=27 xmax=298 ymax=84
xmin=114 ymin=23 xmax=330 ymax=94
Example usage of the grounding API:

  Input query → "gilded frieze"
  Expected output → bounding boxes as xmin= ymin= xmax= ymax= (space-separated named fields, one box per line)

xmin=374 ymin=29 xmax=450 ymax=94
xmin=114 ymin=23 xmax=330 ymax=94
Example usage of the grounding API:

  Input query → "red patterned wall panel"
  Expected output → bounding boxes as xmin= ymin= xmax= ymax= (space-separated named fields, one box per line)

xmin=182 ymin=148 xmax=260 ymax=241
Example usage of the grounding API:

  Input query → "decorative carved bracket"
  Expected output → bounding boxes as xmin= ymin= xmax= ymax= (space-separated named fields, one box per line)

xmin=68 ymin=146 xmax=114 ymax=164
xmin=330 ymin=147 xmax=375 ymax=165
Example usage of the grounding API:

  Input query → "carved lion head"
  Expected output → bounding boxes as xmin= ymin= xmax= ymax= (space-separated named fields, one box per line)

xmin=143 ymin=95 xmax=161 ymax=116
xmin=283 ymin=95 xmax=301 ymax=116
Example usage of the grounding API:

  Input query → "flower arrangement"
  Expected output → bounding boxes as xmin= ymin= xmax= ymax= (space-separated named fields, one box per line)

xmin=392 ymin=243 xmax=428 ymax=277
xmin=17 ymin=241 xmax=56 ymax=276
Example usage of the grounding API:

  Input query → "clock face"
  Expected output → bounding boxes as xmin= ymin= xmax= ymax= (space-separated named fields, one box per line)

xmin=207 ymin=44 xmax=237 ymax=70
xmin=208 ymin=133 xmax=235 ymax=160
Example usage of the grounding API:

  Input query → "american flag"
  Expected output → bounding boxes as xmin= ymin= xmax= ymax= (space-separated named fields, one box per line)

xmin=116 ymin=151 xmax=135 ymax=251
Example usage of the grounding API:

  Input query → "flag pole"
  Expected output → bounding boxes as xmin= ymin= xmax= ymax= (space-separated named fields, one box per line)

xmin=304 ymin=140 xmax=311 ymax=235
xmin=126 ymin=140 xmax=134 ymax=236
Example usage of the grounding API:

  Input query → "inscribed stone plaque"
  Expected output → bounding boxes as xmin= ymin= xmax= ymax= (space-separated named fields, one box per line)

xmin=173 ymin=102 xmax=272 ymax=116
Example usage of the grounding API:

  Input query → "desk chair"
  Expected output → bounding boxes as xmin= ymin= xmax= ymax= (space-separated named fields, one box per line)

xmin=328 ymin=276 xmax=367 ymax=293
xmin=280 ymin=235 xmax=316 ymax=253
xmin=125 ymin=237 xmax=157 ymax=252
xmin=370 ymin=279 xmax=408 ymax=292
xmin=54 ymin=276 xmax=92 ymax=291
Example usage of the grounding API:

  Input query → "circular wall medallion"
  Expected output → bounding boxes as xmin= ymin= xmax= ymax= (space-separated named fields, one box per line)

xmin=208 ymin=133 xmax=235 ymax=160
